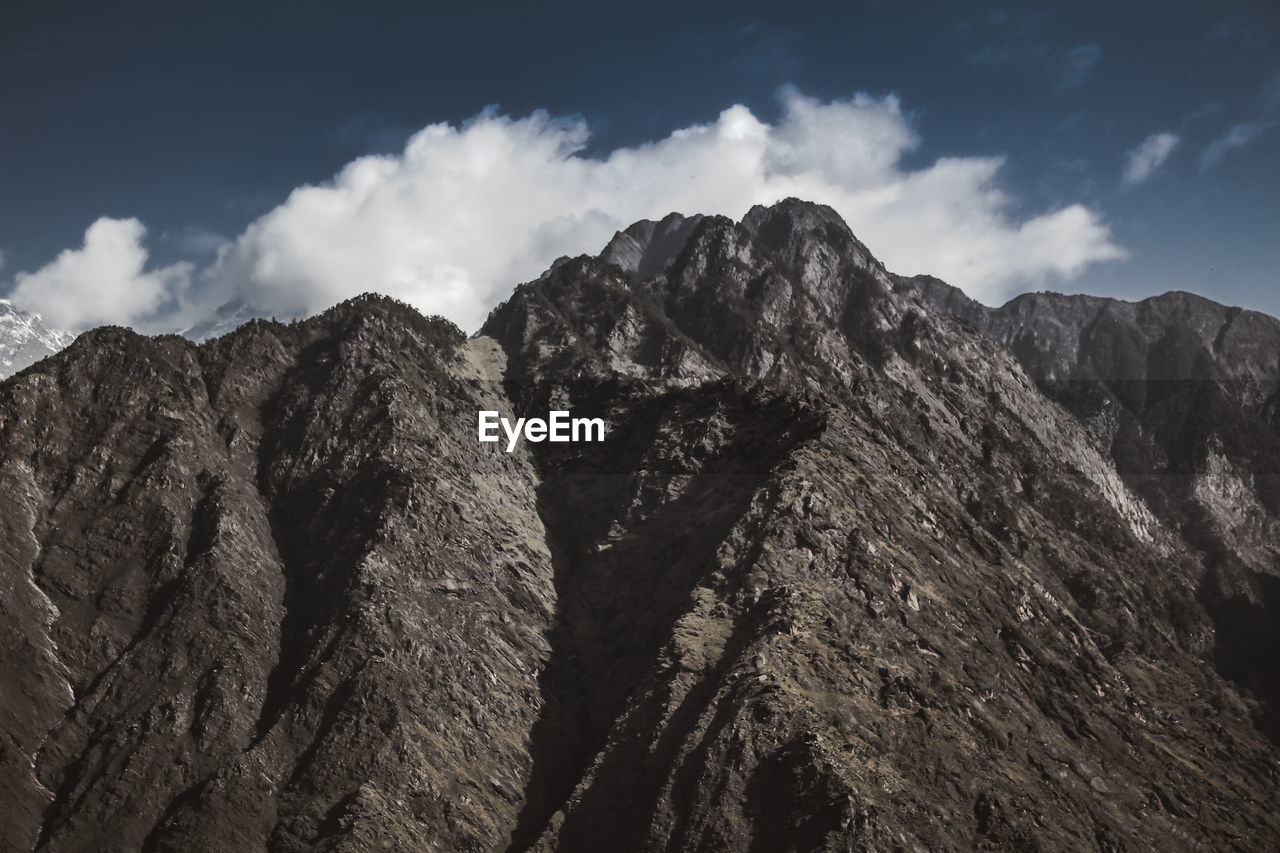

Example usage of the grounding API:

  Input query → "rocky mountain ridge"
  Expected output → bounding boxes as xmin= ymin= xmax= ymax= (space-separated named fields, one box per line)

xmin=907 ymin=275 xmax=1280 ymax=383
xmin=0 ymin=300 xmax=76 ymax=381
xmin=908 ymin=273 xmax=1280 ymax=754
xmin=0 ymin=200 xmax=1277 ymax=851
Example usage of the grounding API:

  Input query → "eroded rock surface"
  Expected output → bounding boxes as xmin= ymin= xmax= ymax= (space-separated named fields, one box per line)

xmin=1 ymin=201 xmax=1277 ymax=851
xmin=910 ymin=275 xmax=1280 ymax=747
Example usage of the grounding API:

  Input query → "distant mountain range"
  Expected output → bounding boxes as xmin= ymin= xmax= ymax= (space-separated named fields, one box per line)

xmin=1 ymin=201 xmax=1278 ymax=850
xmin=0 ymin=297 xmax=274 ymax=382
xmin=0 ymin=299 xmax=76 ymax=380
xmin=179 ymin=298 xmax=269 ymax=343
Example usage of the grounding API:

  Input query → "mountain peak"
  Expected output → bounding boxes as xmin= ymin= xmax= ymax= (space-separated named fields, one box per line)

xmin=742 ymin=197 xmax=849 ymax=243
xmin=0 ymin=300 xmax=76 ymax=380
xmin=484 ymin=201 xmax=911 ymax=391
xmin=908 ymin=275 xmax=1280 ymax=382
xmin=743 ymin=198 xmax=884 ymax=276
xmin=6 ymin=200 xmax=1280 ymax=851
xmin=600 ymin=212 xmax=705 ymax=280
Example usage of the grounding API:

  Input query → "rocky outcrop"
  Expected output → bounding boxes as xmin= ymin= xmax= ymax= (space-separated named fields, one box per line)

xmin=0 ymin=303 xmax=557 ymax=852
xmin=1 ymin=201 xmax=1278 ymax=851
xmin=908 ymin=274 xmax=1280 ymax=748
xmin=907 ymin=276 xmax=1280 ymax=385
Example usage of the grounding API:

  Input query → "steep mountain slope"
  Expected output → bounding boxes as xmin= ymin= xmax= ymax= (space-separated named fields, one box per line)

xmin=0 ymin=304 xmax=557 ymax=852
xmin=0 ymin=201 xmax=1277 ymax=851
xmin=0 ymin=300 xmax=75 ymax=380
xmin=908 ymin=277 xmax=1280 ymax=387
xmin=909 ymin=276 xmax=1280 ymax=744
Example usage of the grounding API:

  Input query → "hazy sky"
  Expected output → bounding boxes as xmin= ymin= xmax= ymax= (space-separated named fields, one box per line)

xmin=2 ymin=0 xmax=1277 ymax=331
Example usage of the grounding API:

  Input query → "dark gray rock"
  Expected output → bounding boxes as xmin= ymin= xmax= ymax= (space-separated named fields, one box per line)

xmin=600 ymin=212 xmax=705 ymax=282
xmin=1 ymin=202 xmax=1277 ymax=851
xmin=908 ymin=272 xmax=1280 ymax=748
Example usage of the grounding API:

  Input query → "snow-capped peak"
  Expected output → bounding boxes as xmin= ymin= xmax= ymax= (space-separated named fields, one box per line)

xmin=0 ymin=300 xmax=76 ymax=380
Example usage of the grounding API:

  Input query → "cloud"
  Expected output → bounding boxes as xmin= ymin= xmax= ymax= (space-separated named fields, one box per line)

xmin=1261 ymin=70 xmax=1280 ymax=116
xmin=9 ymin=218 xmax=192 ymax=330
xmin=1181 ymin=102 xmax=1225 ymax=125
xmin=163 ymin=225 xmax=230 ymax=257
xmin=1200 ymin=120 xmax=1276 ymax=169
xmin=206 ymin=91 xmax=1124 ymax=324
xmin=728 ymin=23 xmax=800 ymax=80
xmin=1123 ymin=132 xmax=1180 ymax=185
xmin=331 ymin=114 xmax=416 ymax=156
xmin=1050 ymin=112 xmax=1088 ymax=133
xmin=1053 ymin=44 xmax=1102 ymax=92
xmin=10 ymin=90 xmax=1127 ymax=331
xmin=965 ymin=24 xmax=1101 ymax=94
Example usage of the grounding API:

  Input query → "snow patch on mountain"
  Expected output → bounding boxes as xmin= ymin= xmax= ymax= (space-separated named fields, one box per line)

xmin=0 ymin=299 xmax=76 ymax=380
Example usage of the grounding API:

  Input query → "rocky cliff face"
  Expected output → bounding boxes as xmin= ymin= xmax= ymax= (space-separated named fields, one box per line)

xmin=909 ymin=276 xmax=1280 ymax=746
xmin=1 ymin=201 xmax=1278 ymax=851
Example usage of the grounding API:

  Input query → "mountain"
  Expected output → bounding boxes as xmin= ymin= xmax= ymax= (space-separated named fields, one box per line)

xmin=0 ymin=299 xmax=75 ymax=380
xmin=906 ymin=276 xmax=1280 ymax=564
xmin=907 ymin=276 xmax=1280 ymax=385
xmin=1 ymin=200 xmax=1277 ymax=851
xmin=0 ymin=295 xmax=266 ymax=379
xmin=908 ymin=276 xmax=1280 ymax=742
xmin=181 ymin=298 xmax=274 ymax=343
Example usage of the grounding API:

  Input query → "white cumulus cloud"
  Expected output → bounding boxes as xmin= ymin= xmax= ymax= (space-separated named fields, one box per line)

xmin=1123 ymin=132 xmax=1180 ymax=185
xmin=10 ymin=90 xmax=1128 ymax=331
xmin=9 ymin=218 xmax=192 ymax=331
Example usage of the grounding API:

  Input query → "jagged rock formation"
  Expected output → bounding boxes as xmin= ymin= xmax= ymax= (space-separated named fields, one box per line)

xmin=907 ymin=277 xmax=1280 ymax=386
xmin=0 ymin=300 xmax=75 ymax=380
xmin=1 ymin=201 xmax=1277 ymax=851
xmin=909 ymin=276 xmax=1280 ymax=744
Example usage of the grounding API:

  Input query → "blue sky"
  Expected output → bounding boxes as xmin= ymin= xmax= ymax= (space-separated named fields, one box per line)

xmin=2 ymin=0 xmax=1277 ymax=330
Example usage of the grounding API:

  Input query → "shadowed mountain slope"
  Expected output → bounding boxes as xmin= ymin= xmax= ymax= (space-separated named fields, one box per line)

xmin=909 ymin=276 xmax=1280 ymax=748
xmin=0 ymin=201 xmax=1276 ymax=851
